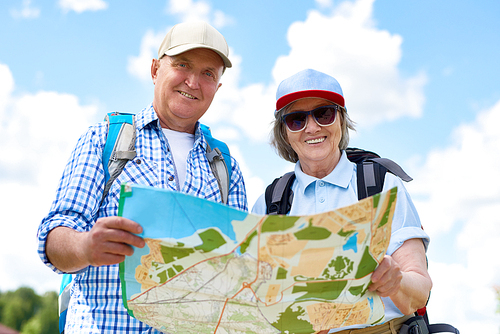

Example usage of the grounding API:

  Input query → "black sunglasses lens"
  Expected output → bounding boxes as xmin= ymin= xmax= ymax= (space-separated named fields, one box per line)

xmin=314 ymin=106 xmax=336 ymax=125
xmin=285 ymin=113 xmax=307 ymax=131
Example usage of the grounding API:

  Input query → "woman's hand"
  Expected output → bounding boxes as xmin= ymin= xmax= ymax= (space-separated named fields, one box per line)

xmin=368 ymin=238 xmax=432 ymax=315
xmin=369 ymin=255 xmax=403 ymax=297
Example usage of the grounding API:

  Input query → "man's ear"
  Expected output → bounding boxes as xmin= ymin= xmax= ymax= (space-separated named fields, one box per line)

xmin=151 ymin=59 xmax=159 ymax=84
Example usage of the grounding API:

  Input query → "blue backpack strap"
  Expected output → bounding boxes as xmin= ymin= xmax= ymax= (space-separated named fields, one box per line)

xmin=101 ymin=112 xmax=136 ymax=202
xmin=102 ymin=112 xmax=135 ymax=183
xmin=200 ymin=124 xmax=232 ymax=204
xmin=200 ymin=124 xmax=232 ymax=173
xmin=58 ymin=112 xmax=135 ymax=333
xmin=58 ymin=273 xmax=73 ymax=333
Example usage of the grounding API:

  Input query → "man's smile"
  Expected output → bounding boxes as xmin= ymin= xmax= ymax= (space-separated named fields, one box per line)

xmin=179 ymin=91 xmax=197 ymax=99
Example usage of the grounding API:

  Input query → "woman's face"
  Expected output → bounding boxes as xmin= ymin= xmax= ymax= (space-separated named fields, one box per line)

xmin=285 ymin=98 xmax=343 ymax=177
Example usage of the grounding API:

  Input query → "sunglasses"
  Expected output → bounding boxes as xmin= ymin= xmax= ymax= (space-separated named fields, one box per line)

xmin=281 ymin=105 xmax=340 ymax=132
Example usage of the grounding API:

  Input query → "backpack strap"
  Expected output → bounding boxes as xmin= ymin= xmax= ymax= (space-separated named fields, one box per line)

xmin=59 ymin=112 xmax=137 ymax=333
xmin=356 ymin=160 xmax=388 ymax=200
xmin=264 ymin=147 xmax=413 ymax=213
xmin=265 ymin=172 xmax=295 ymax=215
xmin=102 ymin=112 xmax=136 ymax=202
xmin=200 ymin=124 xmax=232 ymax=204
xmin=399 ymin=315 xmax=460 ymax=334
xmin=347 ymin=147 xmax=412 ymax=201
xmin=371 ymin=157 xmax=413 ymax=182
xmin=58 ymin=273 xmax=73 ymax=333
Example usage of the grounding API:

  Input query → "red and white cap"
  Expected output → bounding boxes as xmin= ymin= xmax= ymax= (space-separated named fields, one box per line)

xmin=275 ymin=69 xmax=345 ymax=113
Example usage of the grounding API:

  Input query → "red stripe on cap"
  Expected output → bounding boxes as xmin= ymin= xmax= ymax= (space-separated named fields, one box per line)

xmin=276 ymin=90 xmax=345 ymax=110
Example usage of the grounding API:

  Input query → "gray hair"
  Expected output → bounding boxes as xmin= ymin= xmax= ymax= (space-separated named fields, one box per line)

xmin=271 ymin=101 xmax=356 ymax=163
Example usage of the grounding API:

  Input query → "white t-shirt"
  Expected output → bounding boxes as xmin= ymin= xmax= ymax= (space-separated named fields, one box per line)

xmin=162 ymin=128 xmax=195 ymax=188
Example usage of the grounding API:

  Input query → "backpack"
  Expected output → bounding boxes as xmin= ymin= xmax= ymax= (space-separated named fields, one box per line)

xmin=265 ymin=147 xmax=412 ymax=215
xmin=100 ymin=113 xmax=232 ymax=204
xmin=264 ymin=147 xmax=459 ymax=334
xmin=58 ymin=112 xmax=233 ymax=333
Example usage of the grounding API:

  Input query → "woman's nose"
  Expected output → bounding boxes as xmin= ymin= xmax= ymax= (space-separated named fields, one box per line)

xmin=304 ymin=115 xmax=320 ymax=132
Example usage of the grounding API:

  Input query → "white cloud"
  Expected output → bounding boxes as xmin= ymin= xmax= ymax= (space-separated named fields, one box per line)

xmin=205 ymin=60 xmax=277 ymax=143
xmin=0 ymin=62 xmax=98 ymax=294
xmin=208 ymin=0 xmax=427 ymax=142
xmin=272 ymin=0 xmax=427 ymax=128
xmin=407 ymin=100 xmax=500 ymax=332
xmin=199 ymin=0 xmax=429 ymax=144
xmin=315 ymin=0 xmax=334 ymax=8
xmin=0 ymin=64 xmax=14 ymax=113
xmin=59 ymin=0 xmax=108 ymax=13
xmin=427 ymin=261 xmax=499 ymax=334
xmin=127 ymin=29 xmax=167 ymax=82
xmin=167 ymin=0 xmax=233 ymax=28
xmin=10 ymin=0 xmax=40 ymax=19
xmin=223 ymin=144 xmax=265 ymax=210
xmin=409 ymin=100 xmax=500 ymax=237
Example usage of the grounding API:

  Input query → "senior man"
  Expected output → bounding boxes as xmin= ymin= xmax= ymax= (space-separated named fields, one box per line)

xmin=38 ymin=21 xmax=247 ymax=333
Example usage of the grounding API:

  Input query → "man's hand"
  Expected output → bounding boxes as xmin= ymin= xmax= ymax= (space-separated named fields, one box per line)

xmin=82 ymin=217 xmax=146 ymax=267
xmin=46 ymin=217 xmax=145 ymax=273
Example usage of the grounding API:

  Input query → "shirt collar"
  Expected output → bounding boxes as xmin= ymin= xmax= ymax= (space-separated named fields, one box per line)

xmin=193 ymin=122 xmax=207 ymax=151
xmin=294 ymin=150 xmax=354 ymax=195
xmin=134 ymin=103 xmax=158 ymax=131
xmin=136 ymin=104 xmax=204 ymax=147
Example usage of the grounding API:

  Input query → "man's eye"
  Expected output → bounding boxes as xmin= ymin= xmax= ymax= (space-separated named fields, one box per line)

xmin=205 ymin=71 xmax=213 ymax=77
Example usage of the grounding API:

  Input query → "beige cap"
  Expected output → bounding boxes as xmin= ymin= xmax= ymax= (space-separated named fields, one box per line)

xmin=158 ymin=21 xmax=232 ymax=68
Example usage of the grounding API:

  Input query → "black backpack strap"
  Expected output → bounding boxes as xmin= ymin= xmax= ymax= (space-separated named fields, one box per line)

xmin=399 ymin=316 xmax=429 ymax=334
xmin=427 ymin=324 xmax=460 ymax=334
xmin=265 ymin=172 xmax=295 ymax=215
xmin=371 ymin=157 xmax=413 ymax=182
xmin=264 ymin=149 xmax=413 ymax=211
xmin=348 ymin=147 xmax=412 ymax=200
xmin=399 ymin=315 xmax=460 ymax=334
xmin=356 ymin=161 xmax=388 ymax=200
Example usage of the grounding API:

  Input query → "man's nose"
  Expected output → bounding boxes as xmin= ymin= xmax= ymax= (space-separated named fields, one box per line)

xmin=185 ymin=72 xmax=200 ymax=89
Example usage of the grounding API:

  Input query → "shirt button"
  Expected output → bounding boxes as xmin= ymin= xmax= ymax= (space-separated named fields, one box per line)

xmin=320 ymin=197 xmax=325 ymax=203
xmin=168 ymin=176 xmax=174 ymax=181
xmin=135 ymin=159 xmax=141 ymax=165
xmin=319 ymin=181 xmax=325 ymax=187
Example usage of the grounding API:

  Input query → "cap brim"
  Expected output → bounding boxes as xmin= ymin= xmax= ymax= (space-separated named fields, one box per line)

xmin=276 ymin=90 xmax=345 ymax=111
xmin=164 ymin=44 xmax=232 ymax=68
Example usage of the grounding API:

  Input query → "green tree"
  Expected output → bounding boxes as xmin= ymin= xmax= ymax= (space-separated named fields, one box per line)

xmin=0 ymin=287 xmax=41 ymax=331
xmin=0 ymin=287 xmax=59 ymax=334
xmin=21 ymin=291 xmax=59 ymax=334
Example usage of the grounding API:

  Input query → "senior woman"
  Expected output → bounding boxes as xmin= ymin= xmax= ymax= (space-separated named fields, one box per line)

xmin=252 ymin=69 xmax=432 ymax=334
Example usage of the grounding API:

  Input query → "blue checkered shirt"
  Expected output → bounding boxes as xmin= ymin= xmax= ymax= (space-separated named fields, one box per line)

xmin=37 ymin=104 xmax=248 ymax=333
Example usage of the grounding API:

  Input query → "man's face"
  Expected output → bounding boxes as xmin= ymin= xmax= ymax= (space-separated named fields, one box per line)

xmin=151 ymin=48 xmax=224 ymax=133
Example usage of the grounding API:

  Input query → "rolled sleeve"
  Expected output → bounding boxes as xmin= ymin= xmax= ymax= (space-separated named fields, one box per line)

xmin=227 ymin=156 xmax=248 ymax=212
xmin=383 ymin=173 xmax=430 ymax=256
xmin=37 ymin=124 xmax=107 ymax=274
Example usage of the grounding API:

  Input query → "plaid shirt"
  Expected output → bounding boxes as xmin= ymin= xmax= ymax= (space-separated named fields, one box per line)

xmin=37 ymin=104 xmax=248 ymax=333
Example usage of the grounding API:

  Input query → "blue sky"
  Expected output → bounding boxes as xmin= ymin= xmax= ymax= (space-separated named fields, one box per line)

xmin=1 ymin=0 xmax=499 ymax=333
